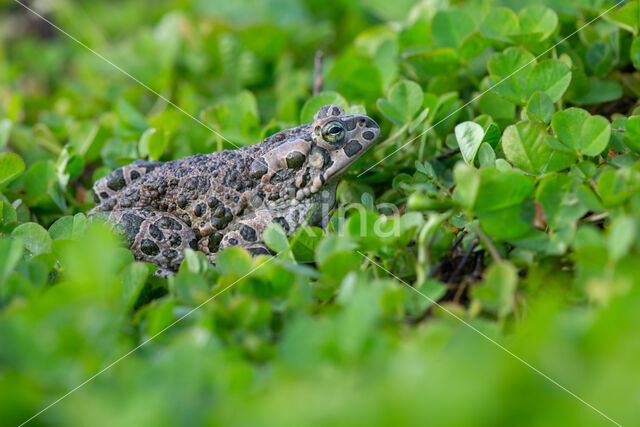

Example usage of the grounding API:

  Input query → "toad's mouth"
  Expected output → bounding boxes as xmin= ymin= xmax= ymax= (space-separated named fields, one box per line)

xmin=323 ymin=161 xmax=355 ymax=182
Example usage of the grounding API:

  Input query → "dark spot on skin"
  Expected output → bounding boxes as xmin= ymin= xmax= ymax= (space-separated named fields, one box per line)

xmin=120 ymin=213 xmax=144 ymax=245
xmin=149 ymin=224 xmax=164 ymax=241
xmin=177 ymin=195 xmax=187 ymax=208
xmin=207 ymin=232 xmax=223 ymax=252
xmin=228 ymin=238 xmax=238 ymax=245
xmin=248 ymin=247 xmax=271 ymax=256
xmin=214 ymin=206 xmax=225 ymax=218
xmin=169 ymin=234 xmax=182 ymax=247
xmin=211 ymin=217 xmax=229 ymax=230
xmin=107 ymin=169 xmax=126 ymax=191
xmin=272 ymin=217 xmax=290 ymax=232
xmin=363 ymin=131 xmax=375 ymax=141
xmin=286 ymin=151 xmax=305 ymax=169
xmin=249 ymin=157 xmax=268 ymax=179
xmin=91 ymin=190 xmax=100 ymax=204
xmin=157 ymin=216 xmax=182 ymax=230
xmin=344 ymin=140 xmax=363 ymax=157
xmin=185 ymin=177 xmax=198 ymax=190
xmin=140 ymin=239 xmax=159 ymax=256
xmin=193 ymin=203 xmax=205 ymax=217
xmin=130 ymin=170 xmax=141 ymax=180
xmin=346 ymin=119 xmax=357 ymax=131
xmin=331 ymin=107 xmax=341 ymax=116
xmin=162 ymin=249 xmax=178 ymax=259
xmin=224 ymin=208 xmax=233 ymax=221
xmin=366 ymin=118 xmax=378 ymax=128
xmin=207 ymin=197 xmax=219 ymax=208
xmin=299 ymin=171 xmax=310 ymax=188
xmin=240 ymin=225 xmax=257 ymax=242
xmin=189 ymin=239 xmax=198 ymax=250
xmin=100 ymin=192 xmax=109 ymax=199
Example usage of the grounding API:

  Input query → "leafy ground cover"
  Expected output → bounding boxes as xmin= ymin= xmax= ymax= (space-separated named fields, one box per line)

xmin=2 ymin=0 xmax=640 ymax=425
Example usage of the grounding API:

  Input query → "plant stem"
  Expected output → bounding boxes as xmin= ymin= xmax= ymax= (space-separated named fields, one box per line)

xmin=469 ymin=223 xmax=502 ymax=262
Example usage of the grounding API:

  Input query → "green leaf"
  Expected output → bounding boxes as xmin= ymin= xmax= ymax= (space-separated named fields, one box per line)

xmin=263 ymin=223 xmax=289 ymax=254
xmin=480 ymin=7 xmax=519 ymax=43
xmin=0 ymin=152 xmax=26 ymax=187
xmin=290 ymin=227 xmax=323 ymax=263
xmin=502 ymin=121 xmax=551 ymax=175
xmin=607 ymin=215 xmax=636 ymax=262
xmin=605 ymin=0 xmax=640 ymax=34
xmin=631 ymin=37 xmax=640 ymax=70
xmin=454 ymin=164 xmax=534 ymax=239
xmin=518 ymin=5 xmax=558 ymax=42
xmin=488 ymin=47 xmax=536 ymax=104
xmin=455 ymin=121 xmax=485 ymax=165
xmin=315 ymin=236 xmax=358 ymax=265
xmin=377 ymin=80 xmax=424 ymax=125
xmin=477 ymin=143 xmax=496 ymax=168
xmin=405 ymin=47 xmax=459 ymax=76
xmin=407 ymin=279 xmax=447 ymax=315
xmin=216 ymin=246 xmax=252 ymax=277
xmin=319 ymin=250 xmax=361 ymax=283
xmin=337 ymin=65 xmax=382 ymax=104
xmin=119 ymin=262 xmax=150 ymax=312
xmin=140 ymin=128 xmax=170 ymax=161
xmin=0 ymin=201 xmax=17 ymax=226
xmin=300 ymin=91 xmax=348 ymax=123
xmin=551 ymin=108 xmax=611 ymax=156
xmin=526 ymin=91 xmax=554 ymax=124
xmin=116 ymin=99 xmax=148 ymax=131
xmin=526 ymin=60 xmax=571 ymax=102
xmin=569 ymin=78 xmax=622 ymax=105
xmin=0 ymin=237 xmax=23 ymax=284
xmin=482 ymin=123 xmax=501 ymax=148
xmin=460 ymin=32 xmax=491 ymax=61
xmin=12 ymin=223 xmax=53 ymax=255
xmin=551 ymin=108 xmax=590 ymax=150
xmin=624 ymin=116 xmax=640 ymax=153
xmin=453 ymin=162 xmax=480 ymax=210
xmin=373 ymin=39 xmax=399 ymax=89
xmin=536 ymin=174 xmax=587 ymax=229
xmin=431 ymin=8 xmax=475 ymax=49
xmin=580 ymin=116 xmax=611 ymax=156
xmin=0 ymin=118 xmax=12 ymax=150
xmin=472 ymin=261 xmax=518 ymax=318
xmin=49 ymin=214 xmax=88 ymax=240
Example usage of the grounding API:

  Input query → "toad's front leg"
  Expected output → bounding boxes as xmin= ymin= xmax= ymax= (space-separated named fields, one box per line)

xmin=199 ymin=210 xmax=287 ymax=265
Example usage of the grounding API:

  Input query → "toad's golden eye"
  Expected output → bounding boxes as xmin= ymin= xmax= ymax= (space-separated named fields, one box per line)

xmin=321 ymin=120 xmax=346 ymax=145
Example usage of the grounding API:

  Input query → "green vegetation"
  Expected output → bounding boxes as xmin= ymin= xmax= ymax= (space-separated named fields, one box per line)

xmin=2 ymin=0 xmax=640 ymax=425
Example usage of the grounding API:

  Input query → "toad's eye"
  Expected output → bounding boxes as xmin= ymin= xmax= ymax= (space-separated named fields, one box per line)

xmin=321 ymin=120 xmax=346 ymax=145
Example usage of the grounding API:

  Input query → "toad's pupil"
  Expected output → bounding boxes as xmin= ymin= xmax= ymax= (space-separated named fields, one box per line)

xmin=330 ymin=127 xmax=341 ymax=134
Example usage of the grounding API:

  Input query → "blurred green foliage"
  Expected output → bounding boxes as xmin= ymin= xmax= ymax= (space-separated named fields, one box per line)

xmin=2 ymin=0 xmax=640 ymax=425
